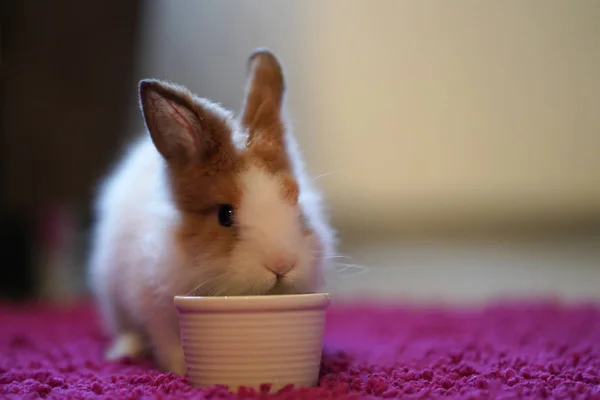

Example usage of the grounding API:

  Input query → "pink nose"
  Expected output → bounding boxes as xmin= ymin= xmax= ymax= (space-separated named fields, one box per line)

xmin=265 ymin=257 xmax=295 ymax=277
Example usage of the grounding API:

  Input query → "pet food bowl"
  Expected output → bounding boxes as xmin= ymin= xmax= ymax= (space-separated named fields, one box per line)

xmin=174 ymin=293 xmax=331 ymax=391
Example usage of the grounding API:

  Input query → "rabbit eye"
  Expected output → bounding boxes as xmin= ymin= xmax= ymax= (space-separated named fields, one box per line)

xmin=217 ymin=204 xmax=235 ymax=227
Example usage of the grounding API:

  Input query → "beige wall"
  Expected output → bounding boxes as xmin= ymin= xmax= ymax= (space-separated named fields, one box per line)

xmin=132 ymin=0 xmax=600 ymax=232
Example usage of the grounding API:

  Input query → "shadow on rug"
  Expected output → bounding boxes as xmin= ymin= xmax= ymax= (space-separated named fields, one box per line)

xmin=0 ymin=300 xmax=599 ymax=399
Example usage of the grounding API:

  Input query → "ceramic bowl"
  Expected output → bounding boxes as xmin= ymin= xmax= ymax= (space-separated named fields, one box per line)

xmin=174 ymin=293 xmax=331 ymax=391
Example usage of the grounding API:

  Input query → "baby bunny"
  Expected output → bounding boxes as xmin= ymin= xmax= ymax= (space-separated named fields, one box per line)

xmin=87 ymin=49 xmax=336 ymax=374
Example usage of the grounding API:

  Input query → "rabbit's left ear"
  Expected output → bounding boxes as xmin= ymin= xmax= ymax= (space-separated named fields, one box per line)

xmin=239 ymin=48 xmax=286 ymax=147
xmin=239 ymin=48 xmax=294 ymax=174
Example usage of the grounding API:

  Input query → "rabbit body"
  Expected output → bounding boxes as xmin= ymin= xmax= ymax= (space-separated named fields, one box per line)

xmin=87 ymin=49 xmax=336 ymax=374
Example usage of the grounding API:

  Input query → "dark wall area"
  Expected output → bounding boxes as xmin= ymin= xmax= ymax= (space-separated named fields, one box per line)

xmin=1 ymin=0 xmax=142 ymax=299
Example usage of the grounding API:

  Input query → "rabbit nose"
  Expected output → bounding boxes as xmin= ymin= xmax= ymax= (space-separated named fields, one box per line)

xmin=265 ymin=257 xmax=295 ymax=277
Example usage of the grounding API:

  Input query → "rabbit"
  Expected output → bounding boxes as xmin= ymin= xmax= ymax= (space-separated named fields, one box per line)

xmin=87 ymin=48 xmax=336 ymax=375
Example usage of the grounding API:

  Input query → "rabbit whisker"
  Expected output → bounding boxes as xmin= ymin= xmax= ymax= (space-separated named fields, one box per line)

xmin=311 ymin=171 xmax=344 ymax=181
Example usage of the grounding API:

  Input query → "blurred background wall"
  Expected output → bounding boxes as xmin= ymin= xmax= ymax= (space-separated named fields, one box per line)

xmin=1 ymin=0 xmax=142 ymax=300
xmin=134 ymin=0 xmax=600 ymax=235
xmin=2 ymin=0 xmax=599 ymax=304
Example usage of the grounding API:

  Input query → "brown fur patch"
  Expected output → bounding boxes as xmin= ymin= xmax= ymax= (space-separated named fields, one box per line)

xmin=139 ymin=80 xmax=247 ymax=257
xmin=170 ymin=157 xmax=245 ymax=257
xmin=279 ymin=172 xmax=300 ymax=204
xmin=247 ymin=140 xmax=290 ymax=175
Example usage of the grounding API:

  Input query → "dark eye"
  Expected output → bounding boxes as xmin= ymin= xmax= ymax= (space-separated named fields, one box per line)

xmin=217 ymin=204 xmax=235 ymax=227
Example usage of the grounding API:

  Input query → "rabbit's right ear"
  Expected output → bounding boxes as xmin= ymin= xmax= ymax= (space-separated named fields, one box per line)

xmin=139 ymin=79 xmax=233 ymax=165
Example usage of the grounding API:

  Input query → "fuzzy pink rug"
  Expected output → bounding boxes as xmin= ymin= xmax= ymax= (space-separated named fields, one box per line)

xmin=1 ymin=300 xmax=599 ymax=399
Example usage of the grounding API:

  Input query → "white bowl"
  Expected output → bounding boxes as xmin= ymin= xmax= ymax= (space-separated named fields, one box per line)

xmin=174 ymin=293 xmax=331 ymax=392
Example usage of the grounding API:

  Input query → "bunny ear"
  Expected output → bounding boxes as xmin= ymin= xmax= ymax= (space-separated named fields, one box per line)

xmin=139 ymin=79 xmax=233 ymax=165
xmin=239 ymin=49 xmax=286 ymax=148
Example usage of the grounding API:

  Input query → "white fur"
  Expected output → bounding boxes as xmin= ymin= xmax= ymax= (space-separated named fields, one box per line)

xmin=88 ymin=136 xmax=189 ymax=372
xmin=225 ymin=165 xmax=320 ymax=294
xmin=88 ymin=123 xmax=335 ymax=374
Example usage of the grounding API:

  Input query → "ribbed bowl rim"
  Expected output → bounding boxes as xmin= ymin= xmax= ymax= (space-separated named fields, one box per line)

xmin=174 ymin=292 xmax=331 ymax=313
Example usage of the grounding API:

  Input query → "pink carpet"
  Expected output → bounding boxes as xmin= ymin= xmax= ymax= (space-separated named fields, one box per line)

xmin=1 ymin=300 xmax=599 ymax=399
